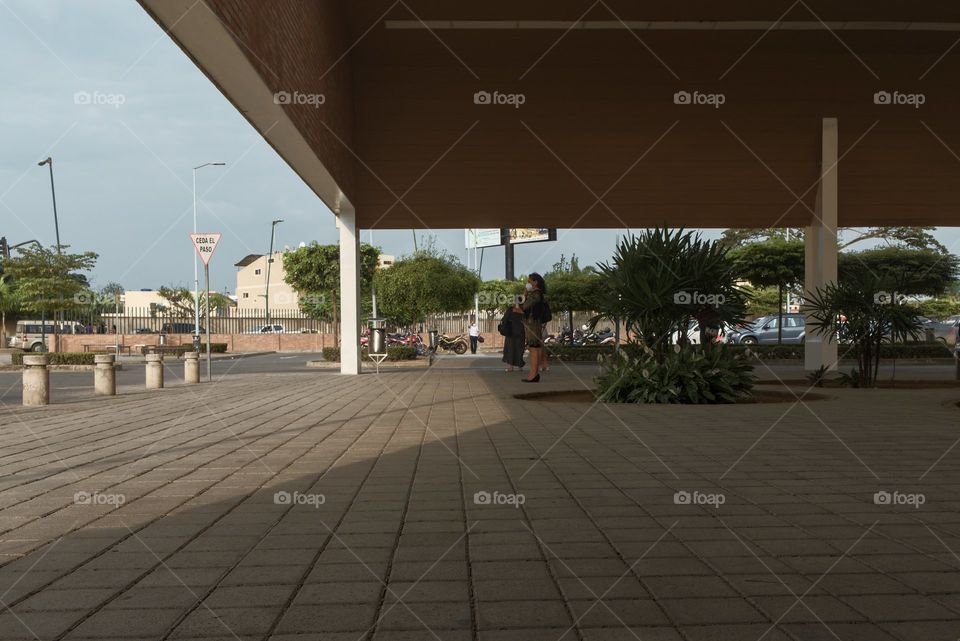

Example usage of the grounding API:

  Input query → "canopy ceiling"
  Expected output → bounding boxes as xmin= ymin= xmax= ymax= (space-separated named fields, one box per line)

xmin=139 ymin=0 xmax=960 ymax=229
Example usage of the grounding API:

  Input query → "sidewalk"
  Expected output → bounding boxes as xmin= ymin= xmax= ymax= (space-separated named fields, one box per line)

xmin=0 ymin=366 xmax=958 ymax=640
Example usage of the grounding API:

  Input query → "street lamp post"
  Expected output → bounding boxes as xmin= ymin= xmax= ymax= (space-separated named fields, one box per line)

xmin=37 ymin=158 xmax=61 ymax=353
xmin=37 ymin=158 xmax=60 ymax=253
xmin=265 ymin=219 xmax=284 ymax=325
xmin=192 ymin=162 xmax=225 ymax=348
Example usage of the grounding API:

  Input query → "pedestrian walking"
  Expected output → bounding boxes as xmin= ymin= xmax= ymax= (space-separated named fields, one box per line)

xmin=468 ymin=319 xmax=479 ymax=354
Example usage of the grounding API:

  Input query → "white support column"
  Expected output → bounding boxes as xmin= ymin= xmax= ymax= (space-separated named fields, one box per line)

xmin=804 ymin=117 xmax=839 ymax=371
xmin=338 ymin=206 xmax=361 ymax=375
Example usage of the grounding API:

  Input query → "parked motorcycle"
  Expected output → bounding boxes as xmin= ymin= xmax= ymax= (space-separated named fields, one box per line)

xmin=435 ymin=333 xmax=469 ymax=354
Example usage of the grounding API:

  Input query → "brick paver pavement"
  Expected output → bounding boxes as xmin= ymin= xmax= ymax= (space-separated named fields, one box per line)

xmin=1 ymin=364 xmax=959 ymax=640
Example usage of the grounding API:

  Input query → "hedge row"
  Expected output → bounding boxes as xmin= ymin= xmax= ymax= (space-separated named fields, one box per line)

xmin=322 ymin=345 xmax=418 ymax=363
xmin=541 ymin=342 xmax=955 ymax=362
xmin=12 ymin=352 xmax=96 ymax=365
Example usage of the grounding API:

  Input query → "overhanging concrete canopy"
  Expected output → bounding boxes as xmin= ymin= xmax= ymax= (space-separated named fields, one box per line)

xmin=139 ymin=1 xmax=960 ymax=229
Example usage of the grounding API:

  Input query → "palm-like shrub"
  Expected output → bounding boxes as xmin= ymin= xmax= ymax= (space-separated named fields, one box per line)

xmin=802 ymin=272 xmax=923 ymax=386
xmin=593 ymin=228 xmax=754 ymax=403
xmin=594 ymin=228 xmax=749 ymax=362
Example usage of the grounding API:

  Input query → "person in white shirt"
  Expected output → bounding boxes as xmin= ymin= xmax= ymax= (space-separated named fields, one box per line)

xmin=468 ymin=320 xmax=480 ymax=354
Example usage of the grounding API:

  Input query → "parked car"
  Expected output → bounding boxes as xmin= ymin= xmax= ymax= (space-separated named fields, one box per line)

xmin=247 ymin=324 xmax=286 ymax=334
xmin=133 ymin=327 xmax=156 ymax=334
xmin=727 ymin=313 xmax=806 ymax=345
xmin=160 ymin=322 xmax=204 ymax=334
xmin=9 ymin=320 xmax=85 ymax=352
xmin=670 ymin=320 xmax=727 ymax=345
xmin=922 ymin=314 xmax=960 ymax=347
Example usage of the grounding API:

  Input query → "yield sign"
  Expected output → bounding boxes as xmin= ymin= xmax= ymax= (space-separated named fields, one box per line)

xmin=190 ymin=233 xmax=222 ymax=265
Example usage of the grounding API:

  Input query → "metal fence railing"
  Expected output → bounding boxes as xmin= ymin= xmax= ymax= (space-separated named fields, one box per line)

xmin=19 ymin=307 xmax=614 ymax=337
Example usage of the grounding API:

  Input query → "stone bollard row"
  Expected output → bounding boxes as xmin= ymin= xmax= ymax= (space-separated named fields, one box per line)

xmin=22 ymin=350 xmax=204 ymax=406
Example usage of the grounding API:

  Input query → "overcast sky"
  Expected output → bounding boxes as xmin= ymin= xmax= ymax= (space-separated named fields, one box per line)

xmin=1 ymin=1 xmax=957 ymax=295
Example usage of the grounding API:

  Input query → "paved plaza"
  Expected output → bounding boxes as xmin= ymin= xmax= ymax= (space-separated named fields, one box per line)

xmin=1 ymin=360 xmax=960 ymax=640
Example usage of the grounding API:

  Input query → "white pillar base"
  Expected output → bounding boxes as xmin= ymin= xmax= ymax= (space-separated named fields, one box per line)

xmin=804 ymin=117 xmax=839 ymax=372
xmin=338 ymin=206 xmax=361 ymax=375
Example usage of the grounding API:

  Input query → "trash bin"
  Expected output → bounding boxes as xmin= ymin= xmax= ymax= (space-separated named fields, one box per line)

xmin=368 ymin=318 xmax=387 ymax=355
xmin=428 ymin=329 xmax=438 ymax=350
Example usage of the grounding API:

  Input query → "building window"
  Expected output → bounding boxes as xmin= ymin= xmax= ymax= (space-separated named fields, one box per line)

xmin=242 ymin=293 xmax=249 ymax=299
xmin=254 ymin=269 xmax=262 ymax=275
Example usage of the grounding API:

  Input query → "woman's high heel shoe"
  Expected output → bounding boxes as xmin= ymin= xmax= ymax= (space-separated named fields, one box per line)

xmin=521 ymin=374 xmax=540 ymax=383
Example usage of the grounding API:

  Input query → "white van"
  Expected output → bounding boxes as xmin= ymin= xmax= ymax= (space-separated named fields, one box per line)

xmin=9 ymin=320 xmax=84 ymax=352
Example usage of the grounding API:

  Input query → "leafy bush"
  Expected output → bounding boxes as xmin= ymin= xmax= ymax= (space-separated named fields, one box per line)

xmin=203 ymin=343 xmax=228 ymax=353
xmin=728 ymin=343 xmax=950 ymax=360
xmin=596 ymin=344 xmax=754 ymax=404
xmin=322 ymin=345 xmax=418 ymax=362
xmin=727 ymin=345 xmax=805 ymax=359
xmin=383 ymin=345 xmax=417 ymax=361
xmin=544 ymin=345 xmax=614 ymax=361
xmin=12 ymin=352 xmax=96 ymax=366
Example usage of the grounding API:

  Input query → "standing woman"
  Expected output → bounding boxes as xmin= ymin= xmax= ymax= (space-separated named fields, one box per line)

xmin=516 ymin=272 xmax=546 ymax=383
xmin=501 ymin=302 xmax=525 ymax=372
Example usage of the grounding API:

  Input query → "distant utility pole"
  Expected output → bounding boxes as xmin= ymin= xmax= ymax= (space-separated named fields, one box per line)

xmin=265 ymin=218 xmax=283 ymax=325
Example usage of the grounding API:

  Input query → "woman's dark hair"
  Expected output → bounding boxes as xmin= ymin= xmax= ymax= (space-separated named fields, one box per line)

xmin=529 ymin=272 xmax=546 ymax=295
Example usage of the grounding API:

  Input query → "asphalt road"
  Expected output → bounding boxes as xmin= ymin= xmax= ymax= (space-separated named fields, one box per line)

xmin=0 ymin=352 xmax=956 ymax=405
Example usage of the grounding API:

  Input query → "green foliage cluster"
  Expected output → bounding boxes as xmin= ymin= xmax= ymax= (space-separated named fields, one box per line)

xmin=596 ymin=345 xmax=755 ymax=404
xmin=839 ymin=248 xmax=958 ymax=296
xmin=321 ymin=345 xmax=417 ymax=363
xmin=1 ymin=245 xmax=97 ymax=315
xmin=917 ymin=297 xmax=960 ymax=319
xmin=283 ymin=242 xmax=380 ymax=323
xmin=803 ymin=271 xmax=924 ymax=385
xmin=12 ymin=352 xmax=95 ymax=366
xmin=543 ymin=254 xmax=602 ymax=322
xmin=594 ymin=228 xmax=748 ymax=363
xmin=374 ymin=250 xmax=480 ymax=326
xmin=156 ymin=286 xmax=233 ymax=318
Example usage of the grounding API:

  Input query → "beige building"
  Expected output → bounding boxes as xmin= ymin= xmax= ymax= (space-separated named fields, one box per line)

xmin=120 ymin=290 xmax=169 ymax=314
xmin=235 ymin=252 xmax=300 ymax=311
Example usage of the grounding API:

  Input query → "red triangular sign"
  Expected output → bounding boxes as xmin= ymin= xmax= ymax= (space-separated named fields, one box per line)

xmin=190 ymin=233 xmax=221 ymax=265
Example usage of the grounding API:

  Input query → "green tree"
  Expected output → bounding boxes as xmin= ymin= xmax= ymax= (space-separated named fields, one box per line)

xmin=742 ymin=285 xmax=781 ymax=318
xmin=839 ymin=248 xmax=959 ymax=296
xmin=2 ymin=244 xmax=97 ymax=316
xmin=477 ymin=279 xmax=524 ymax=312
xmin=917 ymin=296 xmax=960 ymax=319
xmin=0 ymin=275 xmax=18 ymax=347
xmin=282 ymin=242 xmax=380 ymax=344
xmin=375 ymin=251 xmax=480 ymax=327
xmin=156 ymin=286 xmax=233 ymax=319
xmin=729 ymin=238 xmax=805 ymax=343
xmin=544 ymin=254 xmax=602 ymax=328
xmin=720 ymin=226 xmax=947 ymax=253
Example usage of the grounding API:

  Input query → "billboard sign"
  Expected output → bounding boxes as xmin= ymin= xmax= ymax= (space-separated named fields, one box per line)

xmin=465 ymin=228 xmax=503 ymax=249
xmin=508 ymin=228 xmax=556 ymax=244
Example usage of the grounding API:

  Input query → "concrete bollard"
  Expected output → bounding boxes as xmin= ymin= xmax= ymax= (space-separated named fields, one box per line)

xmin=22 ymin=355 xmax=50 ymax=406
xmin=145 ymin=353 xmax=164 ymax=389
xmin=94 ymin=354 xmax=116 ymax=396
xmin=184 ymin=351 xmax=200 ymax=384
